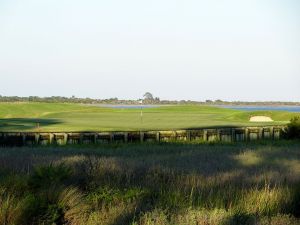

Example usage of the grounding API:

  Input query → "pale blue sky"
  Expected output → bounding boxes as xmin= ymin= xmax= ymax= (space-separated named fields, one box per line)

xmin=0 ymin=0 xmax=299 ymax=101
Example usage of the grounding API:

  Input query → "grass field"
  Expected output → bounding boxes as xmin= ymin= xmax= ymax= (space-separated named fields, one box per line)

xmin=0 ymin=141 xmax=299 ymax=225
xmin=0 ymin=102 xmax=298 ymax=132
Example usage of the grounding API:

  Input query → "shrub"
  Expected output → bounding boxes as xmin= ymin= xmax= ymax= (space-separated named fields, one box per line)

xmin=0 ymin=173 xmax=28 ymax=196
xmin=0 ymin=188 xmax=36 ymax=225
xmin=38 ymin=186 xmax=90 ymax=225
xmin=284 ymin=116 xmax=300 ymax=139
xmin=0 ymin=189 xmax=21 ymax=225
xmin=28 ymin=163 xmax=72 ymax=189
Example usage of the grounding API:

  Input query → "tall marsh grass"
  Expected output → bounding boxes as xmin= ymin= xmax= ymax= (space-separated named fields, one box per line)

xmin=0 ymin=141 xmax=299 ymax=224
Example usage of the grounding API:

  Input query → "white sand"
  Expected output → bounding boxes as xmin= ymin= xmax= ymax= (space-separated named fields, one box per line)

xmin=250 ymin=116 xmax=273 ymax=122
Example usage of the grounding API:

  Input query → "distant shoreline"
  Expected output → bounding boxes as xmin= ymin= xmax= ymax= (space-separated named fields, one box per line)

xmin=217 ymin=105 xmax=300 ymax=113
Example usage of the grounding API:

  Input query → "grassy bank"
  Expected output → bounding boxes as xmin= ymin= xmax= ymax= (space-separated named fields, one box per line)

xmin=0 ymin=102 xmax=298 ymax=132
xmin=0 ymin=141 xmax=299 ymax=224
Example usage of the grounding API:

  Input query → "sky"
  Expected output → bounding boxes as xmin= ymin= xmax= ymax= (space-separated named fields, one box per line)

xmin=0 ymin=0 xmax=299 ymax=101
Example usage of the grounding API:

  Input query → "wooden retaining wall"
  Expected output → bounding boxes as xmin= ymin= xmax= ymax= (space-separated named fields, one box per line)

xmin=0 ymin=126 xmax=284 ymax=146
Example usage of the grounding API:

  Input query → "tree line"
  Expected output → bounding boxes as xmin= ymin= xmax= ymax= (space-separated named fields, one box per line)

xmin=0 ymin=94 xmax=299 ymax=106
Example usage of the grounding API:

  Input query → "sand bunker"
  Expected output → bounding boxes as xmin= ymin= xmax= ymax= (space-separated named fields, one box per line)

xmin=250 ymin=116 xmax=273 ymax=122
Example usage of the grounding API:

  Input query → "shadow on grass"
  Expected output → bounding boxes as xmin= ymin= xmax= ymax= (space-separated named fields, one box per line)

xmin=221 ymin=212 xmax=257 ymax=225
xmin=0 ymin=118 xmax=62 ymax=131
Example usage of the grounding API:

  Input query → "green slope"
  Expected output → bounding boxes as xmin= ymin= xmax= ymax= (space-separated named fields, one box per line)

xmin=0 ymin=102 xmax=298 ymax=132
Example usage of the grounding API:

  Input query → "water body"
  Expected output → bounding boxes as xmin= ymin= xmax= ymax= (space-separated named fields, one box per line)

xmin=93 ymin=104 xmax=300 ymax=112
xmin=220 ymin=105 xmax=300 ymax=112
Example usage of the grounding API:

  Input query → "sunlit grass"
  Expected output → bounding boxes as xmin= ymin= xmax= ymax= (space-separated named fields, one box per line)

xmin=0 ymin=102 xmax=298 ymax=131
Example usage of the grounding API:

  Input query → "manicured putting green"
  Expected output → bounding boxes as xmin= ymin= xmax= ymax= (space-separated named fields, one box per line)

xmin=0 ymin=102 xmax=298 ymax=132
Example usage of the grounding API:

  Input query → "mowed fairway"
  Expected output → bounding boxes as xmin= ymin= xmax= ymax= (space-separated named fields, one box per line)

xmin=0 ymin=102 xmax=298 ymax=132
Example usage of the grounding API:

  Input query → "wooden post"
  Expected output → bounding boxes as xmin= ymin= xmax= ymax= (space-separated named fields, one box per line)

xmin=79 ymin=134 xmax=83 ymax=144
xmin=35 ymin=133 xmax=40 ymax=144
xmin=217 ymin=129 xmax=221 ymax=141
xmin=270 ymin=127 xmax=274 ymax=140
xmin=124 ymin=132 xmax=128 ymax=143
xmin=110 ymin=133 xmax=114 ymax=142
xmin=63 ymin=133 xmax=68 ymax=145
xmin=186 ymin=130 xmax=191 ymax=141
xmin=3 ymin=133 xmax=7 ymax=145
xmin=49 ymin=133 xmax=54 ymax=145
xmin=140 ymin=132 xmax=144 ymax=143
xmin=280 ymin=126 xmax=284 ymax=139
xmin=231 ymin=129 xmax=236 ymax=142
xmin=259 ymin=127 xmax=263 ymax=140
xmin=93 ymin=133 xmax=97 ymax=144
xmin=156 ymin=132 xmax=160 ymax=142
xmin=173 ymin=131 xmax=177 ymax=141
xmin=278 ymin=127 xmax=283 ymax=139
xmin=22 ymin=133 xmax=26 ymax=146
xmin=203 ymin=130 xmax=208 ymax=142
xmin=274 ymin=127 xmax=281 ymax=140
xmin=245 ymin=128 xmax=249 ymax=141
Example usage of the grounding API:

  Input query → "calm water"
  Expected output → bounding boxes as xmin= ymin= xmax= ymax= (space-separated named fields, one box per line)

xmin=220 ymin=105 xmax=300 ymax=112
xmin=94 ymin=104 xmax=300 ymax=112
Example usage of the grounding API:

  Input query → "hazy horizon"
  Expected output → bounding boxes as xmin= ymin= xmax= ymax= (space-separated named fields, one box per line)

xmin=1 ymin=0 xmax=299 ymax=101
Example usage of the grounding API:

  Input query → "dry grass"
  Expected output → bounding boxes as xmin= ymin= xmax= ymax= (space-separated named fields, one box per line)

xmin=0 ymin=141 xmax=299 ymax=224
